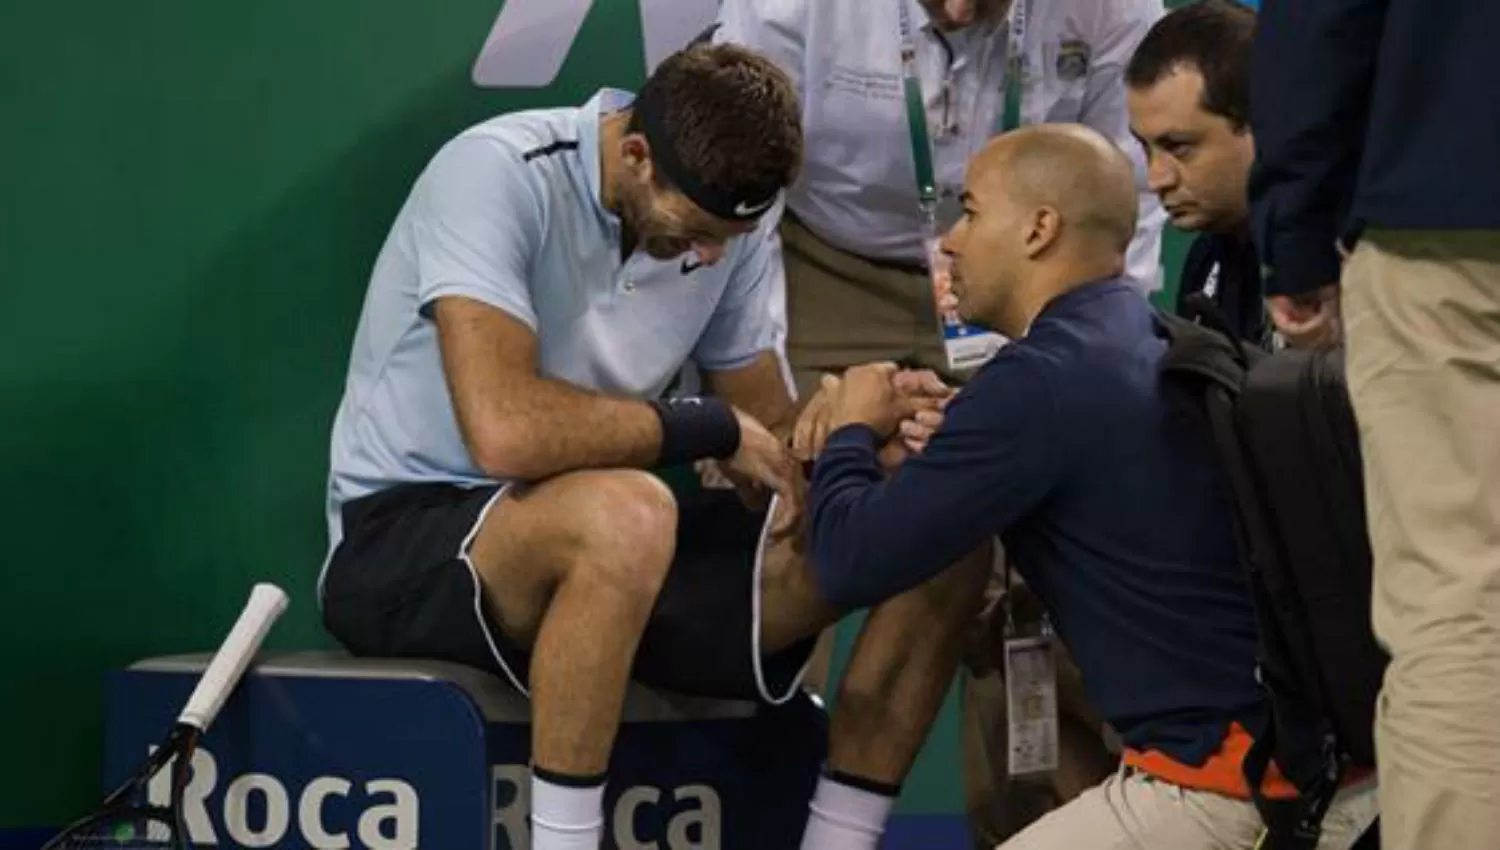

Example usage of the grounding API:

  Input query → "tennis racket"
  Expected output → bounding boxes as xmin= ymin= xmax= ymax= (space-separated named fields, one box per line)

xmin=42 ymin=582 xmax=290 ymax=850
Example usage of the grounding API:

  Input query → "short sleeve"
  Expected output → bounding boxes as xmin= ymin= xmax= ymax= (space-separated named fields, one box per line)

xmin=411 ymin=134 xmax=545 ymax=330
xmin=692 ymin=203 xmax=790 ymax=373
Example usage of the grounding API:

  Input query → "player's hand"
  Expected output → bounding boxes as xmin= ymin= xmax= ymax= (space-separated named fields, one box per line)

xmin=791 ymin=373 xmax=842 ymax=463
xmin=877 ymin=406 xmax=948 ymax=471
xmin=1266 ymin=284 xmax=1341 ymax=349
xmin=826 ymin=362 xmax=918 ymax=438
xmin=796 ymin=367 xmax=951 ymax=464
xmin=899 ymin=407 xmax=945 ymax=454
xmin=728 ymin=408 xmax=805 ymax=535
xmin=891 ymin=368 xmax=952 ymax=400
xmin=891 ymin=368 xmax=953 ymax=451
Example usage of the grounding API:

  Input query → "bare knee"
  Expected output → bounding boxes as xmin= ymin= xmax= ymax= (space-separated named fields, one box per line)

xmin=532 ymin=469 xmax=679 ymax=595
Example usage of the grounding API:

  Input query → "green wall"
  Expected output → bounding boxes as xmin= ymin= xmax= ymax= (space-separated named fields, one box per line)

xmin=0 ymin=0 xmax=1192 ymax=831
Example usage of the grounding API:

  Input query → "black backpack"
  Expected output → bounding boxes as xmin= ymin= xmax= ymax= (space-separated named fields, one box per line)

xmin=1155 ymin=310 xmax=1386 ymax=850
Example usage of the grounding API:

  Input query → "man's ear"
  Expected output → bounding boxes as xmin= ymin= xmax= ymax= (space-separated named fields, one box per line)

xmin=620 ymin=133 xmax=653 ymax=179
xmin=1022 ymin=206 xmax=1061 ymax=259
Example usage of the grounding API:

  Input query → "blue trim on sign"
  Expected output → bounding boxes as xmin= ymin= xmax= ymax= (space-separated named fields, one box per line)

xmin=883 ymin=813 xmax=972 ymax=849
xmin=0 ymin=828 xmax=52 ymax=850
xmin=5 ymin=816 xmax=975 ymax=850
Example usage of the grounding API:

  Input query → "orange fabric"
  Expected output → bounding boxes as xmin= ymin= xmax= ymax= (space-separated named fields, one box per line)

xmin=1124 ymin=722 xmax=1374 ymax=801
xmin=1125 ymin=722 xmax=1300 ymax=800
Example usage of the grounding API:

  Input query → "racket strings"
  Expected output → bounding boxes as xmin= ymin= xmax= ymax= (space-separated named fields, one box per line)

xmin=48 ymin=814 xmax=179 ymax=849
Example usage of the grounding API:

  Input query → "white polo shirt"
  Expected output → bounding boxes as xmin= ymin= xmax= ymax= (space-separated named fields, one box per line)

xmin=714 ymin=0 xmax=1167 ymax=291
xmin=324 ymin=88 xmax=789 ymax=545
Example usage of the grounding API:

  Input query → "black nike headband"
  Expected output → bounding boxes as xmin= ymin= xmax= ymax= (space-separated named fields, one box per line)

xmin=633 ymin=89 xmax=782 ymax=223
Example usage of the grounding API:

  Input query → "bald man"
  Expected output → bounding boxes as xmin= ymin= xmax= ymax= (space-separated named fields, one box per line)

xmin=803 ymin=124 xmax=1378 ymax=848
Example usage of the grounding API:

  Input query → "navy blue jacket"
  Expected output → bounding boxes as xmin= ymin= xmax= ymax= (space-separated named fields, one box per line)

xmin=1178 ymin=232 xmax=1268 ymax=346
xmin=1248 ymin=0 xmax=1500 ymax=296
xmin=808 ymin=279 xmax=1265 ymax=766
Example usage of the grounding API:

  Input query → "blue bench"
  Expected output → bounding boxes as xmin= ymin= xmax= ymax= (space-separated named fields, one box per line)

xmin=103 ymin=651 xmax=827 ymax=849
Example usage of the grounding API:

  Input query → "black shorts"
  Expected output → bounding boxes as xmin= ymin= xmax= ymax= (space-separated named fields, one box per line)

xmin=319 ymin=481 xmax=817 ymax=703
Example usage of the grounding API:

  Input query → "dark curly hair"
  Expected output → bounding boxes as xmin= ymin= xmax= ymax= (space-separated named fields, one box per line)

xmin=627 ymin=43 xmax=803 ymax=213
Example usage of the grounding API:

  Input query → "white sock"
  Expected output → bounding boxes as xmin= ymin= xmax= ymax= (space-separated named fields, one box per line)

xmin=531 ymin=769 xmax=606 ymax=850
xmin=800 ymin=771 xmax=898 ymax=850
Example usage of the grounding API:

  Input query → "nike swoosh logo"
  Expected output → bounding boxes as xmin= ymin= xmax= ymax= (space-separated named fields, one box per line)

xmin=733 ymin=197 xmax=774 ymax=217
xmin=681 ymin=258 xmax=704 ymax=274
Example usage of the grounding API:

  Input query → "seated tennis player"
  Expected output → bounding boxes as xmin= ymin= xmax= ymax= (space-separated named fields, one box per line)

xmin=318 ymin=43 xmax=988 ymax=850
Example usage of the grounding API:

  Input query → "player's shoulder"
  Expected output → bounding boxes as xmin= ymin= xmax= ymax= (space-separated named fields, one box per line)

xmin=416 ymin=104 xmax=587 ymax=216
xmin=445 ymin=105 xmax=583 ymax=173
xmin=719 ymin=196 xmax=788 ymax=273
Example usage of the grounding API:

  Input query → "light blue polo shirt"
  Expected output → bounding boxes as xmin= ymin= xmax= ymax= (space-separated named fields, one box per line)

xmin=323 ymin=88 xmax=790 ymax=547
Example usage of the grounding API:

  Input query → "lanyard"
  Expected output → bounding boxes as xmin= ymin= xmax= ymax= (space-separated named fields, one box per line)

xmin=1002 ymin=554 xmax=1053 ymax=640
xmin=897 ymin=0 xmax=1031 ymax=223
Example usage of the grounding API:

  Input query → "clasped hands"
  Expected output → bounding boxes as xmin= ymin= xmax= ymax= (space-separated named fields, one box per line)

xmin=697 ymin=364 xmax=956 ymax=539
xmin=792 ymin=363 xmax=956 ymax=471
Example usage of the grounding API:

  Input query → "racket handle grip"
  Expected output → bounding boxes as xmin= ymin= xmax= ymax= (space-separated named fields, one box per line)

xmin=178 ymin=583 xmax=290 ymax=730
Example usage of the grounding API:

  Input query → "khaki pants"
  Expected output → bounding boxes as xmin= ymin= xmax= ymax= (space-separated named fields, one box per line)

xmin=782 ymin=215 xmax=1114 ymax=841
xmin=1343 ymin=231 xmax=1500 ymax=850
xmin=780 ymin=213 xmax=957 ymax=394
xmin=997 ymin=765 xmax=1380 ymax=850
xmin=960 ymin=581 xmax=1119 ymax=847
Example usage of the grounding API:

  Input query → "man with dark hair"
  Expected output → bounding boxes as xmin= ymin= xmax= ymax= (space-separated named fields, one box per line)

xmin=1126 ymin=0 xmax=1267 ymax=343
xmin=318 ymin=43 xmax=988 ymax=850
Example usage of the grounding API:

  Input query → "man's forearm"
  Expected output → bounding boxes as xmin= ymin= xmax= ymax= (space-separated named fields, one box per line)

xmin=703 ymin=350 xmax=799 ymax=439
xmin=770 ymin=391 xmax=814 ymax=444
xmin=465 ymin=376 xmax=665 ymax=481
xmin=809 ymin=425 xmax=977 ymax=609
